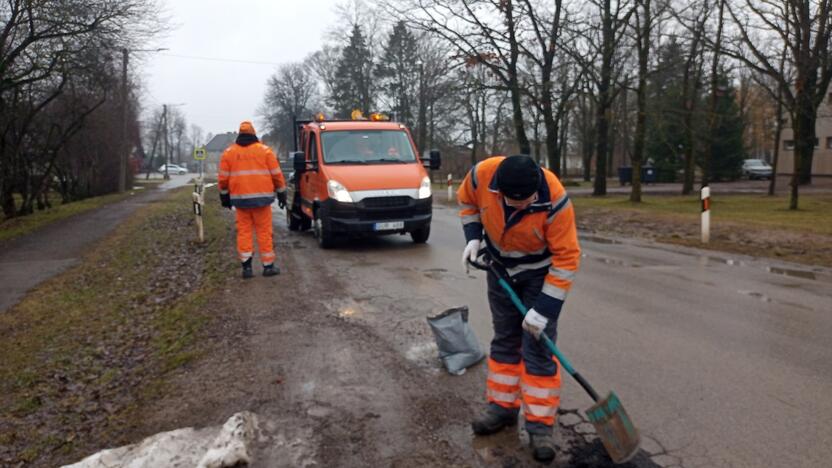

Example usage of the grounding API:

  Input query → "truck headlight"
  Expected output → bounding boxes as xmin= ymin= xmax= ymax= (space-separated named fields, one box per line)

xmin=327 ymin=179 xmax=353 ymax=203
xmin=418 ymin=176 xmax=432 ymax=199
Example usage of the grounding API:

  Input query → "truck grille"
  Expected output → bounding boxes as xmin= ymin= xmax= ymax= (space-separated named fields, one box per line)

xmin=361 ymin=196 xmax=411 ymax=208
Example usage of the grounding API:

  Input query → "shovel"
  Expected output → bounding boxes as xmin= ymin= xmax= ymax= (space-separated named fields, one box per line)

xmin=468 ymin=257 xmax=640 ymax=464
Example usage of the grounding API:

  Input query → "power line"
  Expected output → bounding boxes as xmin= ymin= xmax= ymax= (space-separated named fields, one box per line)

xmin=159 ymin=53 xmax=282 ymax=66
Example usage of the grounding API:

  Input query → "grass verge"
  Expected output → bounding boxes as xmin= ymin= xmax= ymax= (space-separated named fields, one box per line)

xmin=573 ymin=194 xmax=832 ymax=266
xmin=0 ymin=186 xmax=234 ymax=467
xmin=572 ymin=194 xmax=832 ymax=236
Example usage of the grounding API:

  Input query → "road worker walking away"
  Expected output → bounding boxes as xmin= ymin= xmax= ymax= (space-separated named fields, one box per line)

xmin=218 ymin=121 xmax=287 ymax=278
xmin=458 ymin=155 xmax=580 ymax=463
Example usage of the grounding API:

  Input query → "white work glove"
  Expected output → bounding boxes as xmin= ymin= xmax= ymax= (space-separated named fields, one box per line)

xmin=461 ymin=239 xmax=481 ymax=273
xmin=522 ymin=308 xmax=548 ymax=339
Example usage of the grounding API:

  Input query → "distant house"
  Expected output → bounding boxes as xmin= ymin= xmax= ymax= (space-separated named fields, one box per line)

xmin=204 ymin=132 xmax=237 ymax=175
xmin=778 ymin=91 xmax=832 ymax=177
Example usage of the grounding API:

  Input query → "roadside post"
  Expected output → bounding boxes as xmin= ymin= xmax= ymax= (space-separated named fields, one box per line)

xmin=701 ymin=186 xmax=710 ymax=243
xmin=447 ymin=173 xmax=453 ymax=202
xmin=193 ymin=146 xmax=207 ymax=243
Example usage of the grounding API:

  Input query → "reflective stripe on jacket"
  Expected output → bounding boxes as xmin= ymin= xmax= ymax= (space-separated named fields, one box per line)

xmin=457 ymin=156 xmax=580 ymax=318
xmin=218 ymin=142 xmax=286 ymax=208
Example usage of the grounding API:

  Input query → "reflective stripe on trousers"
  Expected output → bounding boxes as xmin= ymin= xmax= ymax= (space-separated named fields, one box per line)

xmin=486 ymin=357 xmax=521 ymax=409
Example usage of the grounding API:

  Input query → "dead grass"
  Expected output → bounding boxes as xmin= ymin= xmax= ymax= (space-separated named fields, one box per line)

xmin=0 ymin=186 xmax=234 ymax=467
xmin=573 ymin=194 xmax=832 ymax=267
xmin=572 ymin=194 xmax=832 ymax=236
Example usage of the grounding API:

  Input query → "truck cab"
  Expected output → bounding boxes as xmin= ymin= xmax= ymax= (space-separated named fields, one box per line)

xmin=286 ymin=113 xmax=440 ymax=248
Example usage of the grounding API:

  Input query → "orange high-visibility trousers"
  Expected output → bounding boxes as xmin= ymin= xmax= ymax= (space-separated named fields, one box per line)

xmin=235 ymin=206 xmax=275 ymax=265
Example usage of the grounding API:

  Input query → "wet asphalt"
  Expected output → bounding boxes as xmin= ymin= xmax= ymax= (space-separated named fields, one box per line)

xmin=285 ymin=202 xmax=832 ymax=468
xmin=0 ymin=175 xmax=193 ymax=313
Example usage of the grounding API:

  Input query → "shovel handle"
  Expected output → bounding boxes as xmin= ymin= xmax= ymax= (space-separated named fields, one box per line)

xmin=468 ymin=258 xmax=601 ymax=403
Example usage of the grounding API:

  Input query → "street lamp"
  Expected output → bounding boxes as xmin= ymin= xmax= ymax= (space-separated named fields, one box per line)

xmin=119 ymin=47 xmax=168 ymax=192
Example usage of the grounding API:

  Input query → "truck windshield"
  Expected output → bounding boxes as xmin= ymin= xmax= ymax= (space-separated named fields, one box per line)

xmin=320 ymin=130 xmax=417 ymax=164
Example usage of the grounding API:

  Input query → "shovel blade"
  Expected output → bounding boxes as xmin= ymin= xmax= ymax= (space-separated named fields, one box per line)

xmin=585 ymin=391 xmax=640 ymax=464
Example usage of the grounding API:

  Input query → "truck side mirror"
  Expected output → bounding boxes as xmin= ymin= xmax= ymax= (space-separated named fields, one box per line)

xmin=292 ymin=151 xmax=306 ymax=174
xmin=428 ymin=149 xmax=441 ymax=170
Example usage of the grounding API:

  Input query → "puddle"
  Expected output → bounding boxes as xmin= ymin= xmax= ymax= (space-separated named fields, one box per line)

xmin=593 ymin=257 xmax=627 ymax=267
xmin=581 ymin=235 xmax=622 ymax=245
xmin=705 ymin=256 xmax=743 ymax=266
xmin=423 ymin=267 xmax=452 ymax=280
xmin=768 ymin=266 xmax=817 ymax=280
xmin=738 ymin=290 xmax=772 ymax=302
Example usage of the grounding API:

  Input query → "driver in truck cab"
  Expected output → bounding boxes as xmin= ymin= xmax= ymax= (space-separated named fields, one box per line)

xmin=285 ymin=112 xmax=440 ymax=248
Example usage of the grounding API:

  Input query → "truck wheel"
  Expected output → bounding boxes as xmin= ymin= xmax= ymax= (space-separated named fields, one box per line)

xmin=410 ymin=225 xmax=430 ymax=244
xmin=287 ymin=207 xmax=301 ymax=231
xmin=314 ymin=216 xmax=335 ymax=249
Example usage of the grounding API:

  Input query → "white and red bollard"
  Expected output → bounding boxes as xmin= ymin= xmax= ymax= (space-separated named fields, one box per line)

xmin=701 ymin=186 xmax=710 ymax=243
xmin=447 ymin=173 xmax=453 ymax=201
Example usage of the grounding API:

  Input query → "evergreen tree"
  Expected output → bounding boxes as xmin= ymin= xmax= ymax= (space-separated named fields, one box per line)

xmin=375 ymin=21 xmax=418 ymax=126
xmin=645 ymin=39 xmax=689 ymax=182
xmin=705 ymin=71 xmax=746 ymax=181
xmin=331 ymin=25 xmax=374 ymax=118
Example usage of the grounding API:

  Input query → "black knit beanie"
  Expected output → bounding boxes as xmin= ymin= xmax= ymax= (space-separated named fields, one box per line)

xmin=496 ymin=155 xmax=540 ymax=200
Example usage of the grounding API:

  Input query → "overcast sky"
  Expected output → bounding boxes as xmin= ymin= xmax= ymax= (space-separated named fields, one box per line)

xmin=140 ymin=0 xmax=339 ymax=141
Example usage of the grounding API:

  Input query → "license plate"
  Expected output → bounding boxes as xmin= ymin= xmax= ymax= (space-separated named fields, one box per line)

xmin=374 ymin=221 xmax=404 ymax=231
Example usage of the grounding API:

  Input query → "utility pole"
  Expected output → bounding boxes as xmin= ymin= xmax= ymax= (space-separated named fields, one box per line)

xmin=162 ymin=104 xmax=169 ymax=180
xmin=417 ymin=60 xmax=427 ymax=155
xmin=119 ymin=48 xmax=128 ymax=192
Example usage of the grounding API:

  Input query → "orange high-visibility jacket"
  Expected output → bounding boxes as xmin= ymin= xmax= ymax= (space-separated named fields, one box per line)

xmin=219 ymin=141 xmax=286 ymax=208
xmin=457 ymin=156 xmax=580 ymax=318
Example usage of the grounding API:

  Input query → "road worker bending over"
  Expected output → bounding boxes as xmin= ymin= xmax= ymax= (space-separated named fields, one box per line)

xmin=219 ymin=121 xmax=287 ymax=278
xmin=458 ymin=155 xmax=580 ymax=463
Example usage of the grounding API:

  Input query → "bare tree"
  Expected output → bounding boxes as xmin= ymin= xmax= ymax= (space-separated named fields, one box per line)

xmin=260 ymin=60 xmax=319 ymax=153
xmin=394 ymin=0 xmax=534 ymax=155
xmin=0 ymin=0 xmax=164 ymax=218
xmin=722 ymin=0 xmax=832 ymax=209
xmin=573 ymin=0 xmax=636 ymax=196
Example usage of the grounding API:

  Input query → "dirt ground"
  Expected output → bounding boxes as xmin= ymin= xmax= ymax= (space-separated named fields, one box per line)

xmin=131 ymin=213 xmax=663 ymax=467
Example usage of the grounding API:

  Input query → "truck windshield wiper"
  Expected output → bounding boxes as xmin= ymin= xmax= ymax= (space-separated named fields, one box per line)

xmin=365 ymin=158 xmax=410 ymax=163
xmin=329 ymin=159 xmax=369 ymax=164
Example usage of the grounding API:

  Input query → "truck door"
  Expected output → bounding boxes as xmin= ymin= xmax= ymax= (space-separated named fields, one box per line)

xmin=301 ymin=130 xmax=319 ymax=218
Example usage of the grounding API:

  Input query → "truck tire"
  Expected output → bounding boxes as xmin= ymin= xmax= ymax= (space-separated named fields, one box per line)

xmin=410 ymin=224 xmax=430 ymax=244
xmin=314 ymin=215 xmax=335 ymax=249
xmin=287 ymin=207 xmax=301 ymax=231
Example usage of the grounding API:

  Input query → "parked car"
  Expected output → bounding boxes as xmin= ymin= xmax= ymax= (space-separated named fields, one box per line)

xmin=741 ymin=159 xmax=772 ymax=180
xmin=158 ymin=163 xmax=188 ymax=175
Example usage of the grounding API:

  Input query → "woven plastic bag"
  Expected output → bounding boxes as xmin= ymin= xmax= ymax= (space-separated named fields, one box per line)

xmin=427 ymin=306 xmax=485 ymax=375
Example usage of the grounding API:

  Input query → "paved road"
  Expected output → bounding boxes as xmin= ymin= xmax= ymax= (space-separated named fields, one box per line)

xmin=0 ymin=175 xmax=193 ymax=313
xmin=279 ymin=202 xmax=832 ymax=467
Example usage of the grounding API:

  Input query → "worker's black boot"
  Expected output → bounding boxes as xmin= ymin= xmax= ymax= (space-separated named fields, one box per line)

xmin=471 ymin=406 xmax=517 ymax=435
xmin=529 ymin=433 xmax=556 ymax=464
xmin=263 ymin=264 xmax=280 ymax=277
xmin=241 ymin=259 xmax=253 ymax=279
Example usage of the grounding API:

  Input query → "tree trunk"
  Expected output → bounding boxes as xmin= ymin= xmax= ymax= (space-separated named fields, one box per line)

xmin=768 ymin=89 xmax=784 ymax=196
xmin=631 ymin=0 xmax=651 ymax=203
xmin=704 ymin=0 xmax=725 ymax=188
xmin=593 ymin=0 xmax=614 ymax=196
xmin=542 ymin=80 xmax=560 ymax=174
